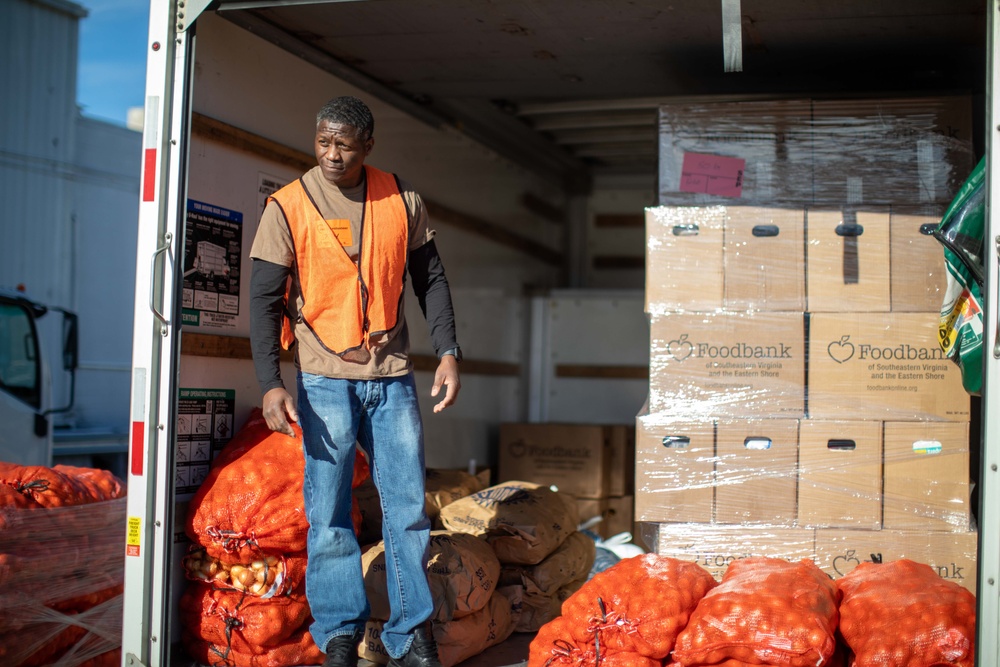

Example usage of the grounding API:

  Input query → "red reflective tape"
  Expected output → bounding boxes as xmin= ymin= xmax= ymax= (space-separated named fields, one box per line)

xmin=131 ymin=421 xmax=145 ymax=476
xmin=142 ymin=148 xmax=157 ymax=202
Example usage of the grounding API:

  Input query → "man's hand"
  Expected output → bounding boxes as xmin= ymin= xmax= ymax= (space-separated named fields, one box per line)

xmin=262 ymin=387 xmax=299 ymax=436
xmin=431 ymin=355 xmax=461 ymax=413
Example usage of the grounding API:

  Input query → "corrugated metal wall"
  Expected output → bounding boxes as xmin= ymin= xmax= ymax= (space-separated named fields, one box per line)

xmin=0 ymin=0 xmax=86 ymax=307
xmin=0 ymin=0 xmax=141 ymax=432
xmin=71 ymin=116 xmax=140 ymax=428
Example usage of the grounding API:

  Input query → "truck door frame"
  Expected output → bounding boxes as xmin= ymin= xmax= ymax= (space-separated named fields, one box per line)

xmin=977 ymin=1 xmax=1000 ymax=662
xmin=120 ymin=2 xmax=1000 ymax=666
xmin=120 ymin=0 xmax=194 ymax=663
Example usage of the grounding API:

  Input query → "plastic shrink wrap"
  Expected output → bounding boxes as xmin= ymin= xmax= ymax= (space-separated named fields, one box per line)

xmin=640 ymin=95 xmax=978 ymax=606
xmin=0 ymin=464 xmax=126 ymax=667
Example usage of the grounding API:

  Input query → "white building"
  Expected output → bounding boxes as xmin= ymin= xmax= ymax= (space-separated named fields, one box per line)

xmin=0 ymin=0 xmax=140 ymax=450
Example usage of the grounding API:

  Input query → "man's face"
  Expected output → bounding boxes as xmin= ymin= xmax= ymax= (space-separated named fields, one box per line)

xmin=314 ymin=120 xmax=373 ymax=188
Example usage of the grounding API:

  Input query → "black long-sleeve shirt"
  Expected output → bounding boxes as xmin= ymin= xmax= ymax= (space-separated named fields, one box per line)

xmin=249 ymin=239 xmax=458 ymax=395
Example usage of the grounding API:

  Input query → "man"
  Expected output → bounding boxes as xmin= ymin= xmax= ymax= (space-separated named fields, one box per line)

xmin=249 ymin=95 xmax=461 ymax=667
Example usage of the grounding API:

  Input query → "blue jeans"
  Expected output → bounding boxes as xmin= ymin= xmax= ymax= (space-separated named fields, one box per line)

xmin=296 ymin=371 xmax=433 ymax=659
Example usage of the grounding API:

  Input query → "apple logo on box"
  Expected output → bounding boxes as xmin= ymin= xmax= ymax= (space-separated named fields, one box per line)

xmin=832 ymin=549 xmax=861 ymax=576
xmin=508 ymin=439 xmax=527 ymax=458
xmin=667 ymin=333 xmax=694 ymax=361
xmin=827 ymin=335 xmax=855 ymax=364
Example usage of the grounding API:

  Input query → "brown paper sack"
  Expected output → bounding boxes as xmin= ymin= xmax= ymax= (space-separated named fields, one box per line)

xmin=438 ymin=481 xmax=579 ymax=565
xmin=360 ymin=620 xmax=391 ymax=665
xmin=521 ymin=573 xmax=588 ymax=633
xmin=499 ymin=531 xmax=596 ymax=596
xmin=362 ymin=531 xmax=500 ymax=622
xmin=425 ymin=468 xmax=487 ymax=523
xmin=360 ymin=592 xmax=515 ymax=667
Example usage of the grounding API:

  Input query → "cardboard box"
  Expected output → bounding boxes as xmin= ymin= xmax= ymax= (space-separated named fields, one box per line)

xmin=634 ymin=417 xmax=715 ymax=523
xmin=715 ymin=419 xmax=799 ymax=525
xmin=657 ymin=100 xmax=815 ymax=207
xmin=605 ymin=495 xmax=634 ymax=539
xmin=576 ymin=496 xmax=635 ymax=540
xmin=498 ymin=423 xmax=612 ymax=499
xmin=807 ymin=312 xmax=971 ymax=421
xmin=890 ymin=210 xmax=948 ymax=312
xmin=654 ymin=523 xmax=817 ymax=581
xmin=608 ymin=425 xmax=635 ymax=497
xmin=645 ymin=206 xmax=724 ymax=313
xmin=883 ymin=421 xmax=972 ymax=532
xmin=724 ymin=207 xmax=806 ymax=311
xmin=811 ymin=97 xmax=974 ymax=207
xmin=658 ymin=96 xmax=974 ymax=208
xmin=806 ymin=209 xmax=891 ymax=312
xmin=649 ymin=312 xmax=806 ymax=418
xmin=797 ymin=420 xmax=882 ymax=529
xmin=814 ymin=528 xmax=978 ymax=593
xmin=576 ymin=497 xmax=609 ymax=530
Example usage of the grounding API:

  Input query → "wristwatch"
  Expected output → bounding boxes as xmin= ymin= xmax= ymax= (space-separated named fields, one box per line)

xmin=441 ymin=346 xmax=463 ymax=363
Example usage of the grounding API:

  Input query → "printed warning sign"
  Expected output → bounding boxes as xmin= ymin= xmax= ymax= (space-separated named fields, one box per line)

xmin=182 ymin=199 xmax=243 ymax=329
xmin=127 ymin=516 xmax=141 ymax=557
xmin=176 ymin=388 xmax=235 ymax=497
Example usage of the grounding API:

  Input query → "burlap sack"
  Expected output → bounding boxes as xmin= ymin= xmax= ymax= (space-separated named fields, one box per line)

xmin=425 ymin=468 xmax=486 ymax=523
xmin=357 ymin=469 xmax=491 ymax=542
xmin=438 ymin=481 xmax=579 ymax=565
xmin=360 ymin=591 xmax=515 ymax=667
xmin=362 ymin=530 xmax=500 ymax=622
xmin=500 ymin=530 xmax=596 ymax=596
xmin=435 ymin=591 xmax=516 ymax=666
xmin=359 ymin=620 xmax=392 ymax=665
xmin=506 ymin=572 xmax=589 ymax=634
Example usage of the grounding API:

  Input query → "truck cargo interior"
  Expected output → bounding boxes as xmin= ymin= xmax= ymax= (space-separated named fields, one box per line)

xmin=113 ymin=1 xmax=1000 ymax=667
xmin=209 ymin=0 xmax=988 ymax=191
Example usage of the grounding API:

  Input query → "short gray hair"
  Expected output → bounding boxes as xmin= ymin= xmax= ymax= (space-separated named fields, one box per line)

xmin=316 ymin=96 xmax=374 ymax=141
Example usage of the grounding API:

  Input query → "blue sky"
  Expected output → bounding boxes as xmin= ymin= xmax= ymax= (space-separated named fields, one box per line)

xmin=77 ymin=0 xmax=150 ymax=126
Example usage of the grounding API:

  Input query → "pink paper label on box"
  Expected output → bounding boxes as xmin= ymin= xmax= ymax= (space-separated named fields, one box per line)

xmin=680 ymin=152 xmax=746 ymax=198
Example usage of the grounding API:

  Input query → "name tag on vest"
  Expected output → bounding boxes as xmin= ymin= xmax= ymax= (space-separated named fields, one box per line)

xmin=325 ymin=219 xmax=354 ymax=247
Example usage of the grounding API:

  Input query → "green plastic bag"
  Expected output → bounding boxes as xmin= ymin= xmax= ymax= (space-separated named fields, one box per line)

xmin=934 ymin=156 xmax=986 ymax=396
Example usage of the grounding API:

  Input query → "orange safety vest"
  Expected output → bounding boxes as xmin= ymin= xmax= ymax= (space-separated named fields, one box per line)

xmin=269 ymin=165 xmax=409 ymax=356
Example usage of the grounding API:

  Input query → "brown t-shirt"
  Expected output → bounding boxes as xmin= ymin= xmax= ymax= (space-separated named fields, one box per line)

xmin=250 ymin=166 xmax=433 ymax=380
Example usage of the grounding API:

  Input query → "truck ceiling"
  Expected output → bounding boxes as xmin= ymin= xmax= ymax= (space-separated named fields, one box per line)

xmin=200 ymin=0 xmax=984 ymax=192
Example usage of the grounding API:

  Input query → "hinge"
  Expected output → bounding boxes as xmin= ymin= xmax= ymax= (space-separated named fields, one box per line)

xmin=176 ymin=0 xmax=214 ymax=32
xmin=125 ymin=654 xmax=149 ymax=667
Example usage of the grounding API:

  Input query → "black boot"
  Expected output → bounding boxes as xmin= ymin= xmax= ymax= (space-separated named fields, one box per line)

xmin=388 ymin=624 xmax=442 ymax=667
xmin=323 ymin=629 xmax=363 ymax=667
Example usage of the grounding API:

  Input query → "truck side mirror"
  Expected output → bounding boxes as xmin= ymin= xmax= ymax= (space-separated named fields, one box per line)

xmin=62 ymin=311 xmax=78 ymax=371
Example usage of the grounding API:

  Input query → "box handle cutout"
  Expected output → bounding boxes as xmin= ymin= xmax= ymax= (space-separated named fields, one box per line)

xmin=827 ymin=439 xmax=857 ymax=450
xmin=835 ymin=222 xmax=865 ymax=237
xmin=919 ymin=223 xmax=937 ymax=236
xmin=751 ymin=224 xmax=780 ymax=237
xmin=744 ymin=437 xmax=772 ymax=450
xmin=661 ymin=435 xmax=691 ymax=449
xmin=839 ymin=210 xmax=861 ymax=285
xmin=912 ymin=440 xmax=943 ymax=455
xmin=672 ymin=223 xmax=700 ymax=236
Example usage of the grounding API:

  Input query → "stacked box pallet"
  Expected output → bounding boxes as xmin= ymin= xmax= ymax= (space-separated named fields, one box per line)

xmin=639 ymin=95 xmax=979 ymax=592
xmin=497 ymin=423 xmax=636 ymax=539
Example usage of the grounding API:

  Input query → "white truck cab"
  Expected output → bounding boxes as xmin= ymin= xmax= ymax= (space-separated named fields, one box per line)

xmin=0 ymin=288 xmax=79 ymax=467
